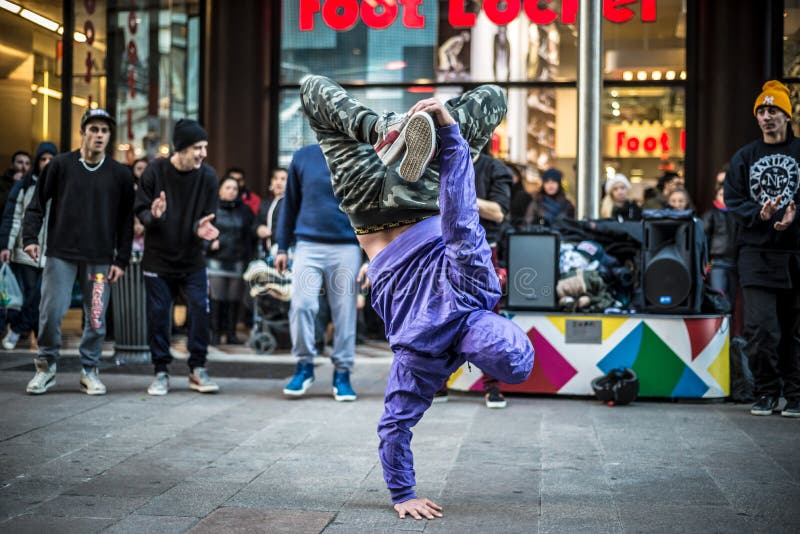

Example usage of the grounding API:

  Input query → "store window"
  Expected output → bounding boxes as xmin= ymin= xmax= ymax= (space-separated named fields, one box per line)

xmin=601 ymin=86 xmax=685 ymax=203
xmin=279 ymin=0 xmax=685 ymax=209
xmin=0 ymin=1 xmax=66 ymax=161
xmin=112 ymin=0 xmax=201 ymax=164
xmin=71 ymin=0 xmax=108 ymax=149
xmin=603 ymin=0 xmax=686 ymax=82
xmin=784 ymin=0 xmax=800 ymax=131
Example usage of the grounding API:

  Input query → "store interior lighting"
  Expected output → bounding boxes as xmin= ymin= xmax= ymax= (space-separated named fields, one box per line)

xmin=19 ymin=8 xmax=59 ymax=31
xmin=0 ymin=0 xmax=21 ymax=14
xmin=1 ymin=1 xmax=87 ymax=42
xmin=665 ymin=71 xmax=676 ymax=80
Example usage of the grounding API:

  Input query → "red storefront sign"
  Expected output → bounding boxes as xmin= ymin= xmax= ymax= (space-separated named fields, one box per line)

xmin=609 ymin=126 xmax=686 ymax=157
xmin=299 ymin=0 xmax=657 ymax=31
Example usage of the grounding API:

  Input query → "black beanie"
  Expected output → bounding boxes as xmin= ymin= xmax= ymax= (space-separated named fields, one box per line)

xmin=173 ymin=119 xmax=208 ymax=152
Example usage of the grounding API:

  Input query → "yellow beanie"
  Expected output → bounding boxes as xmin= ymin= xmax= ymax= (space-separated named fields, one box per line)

xmin=753 ymin=80 xmax=792 ymax=118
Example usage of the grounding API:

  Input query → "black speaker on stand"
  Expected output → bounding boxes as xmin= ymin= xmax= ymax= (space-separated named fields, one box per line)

xmin=641 ymin=216 xmax=701 ymax=313
xmin=506 ymin=230 xmax=560 ymax=311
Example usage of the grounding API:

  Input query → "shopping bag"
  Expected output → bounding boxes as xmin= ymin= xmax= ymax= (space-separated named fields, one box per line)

xmin=0 ymin=264 xmax=23 ymax=310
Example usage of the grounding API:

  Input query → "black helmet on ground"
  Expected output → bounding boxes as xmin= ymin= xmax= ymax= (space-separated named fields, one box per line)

xmin=591 ymin=368 xmax=639 ymax=406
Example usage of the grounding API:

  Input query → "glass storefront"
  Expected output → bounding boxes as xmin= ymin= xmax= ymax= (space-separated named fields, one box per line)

xmin=277 ymin=0 xmax=687 ymax=206
xmin=0 ymin=1 xmax=66 ymax=161
xmin=0 ymin=0 xmax=199 ymax=166
xmin=112 ymin=0 xmax=201 ymax=164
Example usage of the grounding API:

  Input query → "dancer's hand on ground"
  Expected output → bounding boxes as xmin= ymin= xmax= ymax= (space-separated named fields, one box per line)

xmin=274 ymin=253 xmax=288 ymax=274
xmin=357 ymin=262 xmax=370 ymax=292
xmin=408 ymin=98 xmax=455 ymax=127
xmin=107 ymin=265 xmax=124 ymax=283
xmin=774 ymin=200 xmax=796 ymax=231
xmin=393 ymin=498 xmax=443 ymax=520
xmin=151 ymin=191 xmax=167 ymax=219
xmin=23 ymin=244 xmax=39 ymax=262
xmin=196 ymin=214 xmax=219 ymax=240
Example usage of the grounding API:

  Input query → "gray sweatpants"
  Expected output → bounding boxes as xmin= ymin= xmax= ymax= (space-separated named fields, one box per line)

xmin=37 ymin=257 xmax=111 ymax=368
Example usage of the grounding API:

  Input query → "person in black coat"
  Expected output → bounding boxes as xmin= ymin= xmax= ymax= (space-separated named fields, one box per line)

xmin=207 ymin=176 xmax=254 ymax=344
xmin=255 ymin=168 xmax=287 ymax=255
xmin=703 ymin=183 xmax=738 ymax=309
xmin=724 ymin=80 xmax=800 ymax=418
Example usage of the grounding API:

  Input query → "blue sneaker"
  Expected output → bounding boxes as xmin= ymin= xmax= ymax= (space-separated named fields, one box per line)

xmin=283 ymin=362 xmax=314 ymax=397
xmin=332 ymin=369 xmax=357 ymax=402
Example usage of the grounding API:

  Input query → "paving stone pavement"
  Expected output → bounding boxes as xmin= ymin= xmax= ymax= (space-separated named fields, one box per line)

xmin=0 ymin=348 xmax=798 ymax=533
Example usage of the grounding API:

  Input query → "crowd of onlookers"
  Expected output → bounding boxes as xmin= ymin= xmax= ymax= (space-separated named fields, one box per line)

xmin=0 ymin=143 xmax=739 ymax=351
xmin=0 ymin=145 xmax=292 ymax=350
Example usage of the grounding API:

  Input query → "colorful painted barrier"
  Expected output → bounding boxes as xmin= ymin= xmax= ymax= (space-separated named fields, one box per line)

xmin=448 ymin=313 xmax=730 ymax=399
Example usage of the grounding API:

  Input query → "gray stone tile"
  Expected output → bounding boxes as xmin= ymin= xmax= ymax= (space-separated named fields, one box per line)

xmin=618 ymin=504 xmax=756 ymax=534
xmin=103 ymin=514 xmax=200 ymax=534
xmin=190 ymin=507 xmax=334 ymax=534
xmin=0 ymin=513 xmax=114 ymax=533
xmin=34 ymin=494 xmax=150 ymax=519
xmin=135 ymin=482 xmax=244 ymax=517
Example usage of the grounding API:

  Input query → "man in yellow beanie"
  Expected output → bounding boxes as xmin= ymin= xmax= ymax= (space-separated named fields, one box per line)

xmin=724 ymin=80 xmax=800 ymax=418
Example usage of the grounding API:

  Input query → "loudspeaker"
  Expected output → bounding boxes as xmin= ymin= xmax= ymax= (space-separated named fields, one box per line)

xmin=641 ymin=218 xmax=697 ymax=312
xmin=506 ymin=231 xmax=559 ymax=311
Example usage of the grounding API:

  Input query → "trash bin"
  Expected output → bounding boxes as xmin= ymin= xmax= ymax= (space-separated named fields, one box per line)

xmin=111 ymin=252 xmax=150 ymax=363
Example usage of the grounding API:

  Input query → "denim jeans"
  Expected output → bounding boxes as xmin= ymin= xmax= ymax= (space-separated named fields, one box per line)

xmin=144 ymin=268 xmax=210 ymax=372
xmin=37 ymin=257 xmax=111 ymax=368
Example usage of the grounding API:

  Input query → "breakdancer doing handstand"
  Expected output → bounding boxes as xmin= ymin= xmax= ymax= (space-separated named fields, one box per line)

xmin=299 ymin=75 xmax=535 ymax=520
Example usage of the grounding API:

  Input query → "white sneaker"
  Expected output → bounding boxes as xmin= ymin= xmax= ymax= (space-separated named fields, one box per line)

xmin=396 ymin=112 xmax=436 ymax=182
xmin=3 ymin=330 xmax=20 ymax=350
xmin=147 ymin=372 xmax=169 ymax=396
xmin=80 ymin=367 xmax=107 ymax=395
xmin=373 ymin=112 xmax=409 ymax=166
xmin=189 ymin=367 xmax=219 ymax=393
xmin=26 ymin=359 xmax=56 ymax=394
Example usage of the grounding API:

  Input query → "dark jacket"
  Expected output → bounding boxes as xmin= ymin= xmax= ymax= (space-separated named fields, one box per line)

xmin=134 ymin=158 xmax=219 ymax=274
xmin=702 ymin=204 xmax=737 ymax=261
xmin=22 ymin=151 xmax=134 ymax=268
xmin=256 ymin=196 xmax=284 ymax=252
xmin=207 ymin=198 xmax=254 ymax=266
xmin=611 ymin=200 xmax=643 ymax=222
xmin=724 ymin=129 xmax=800 ymax=288
xmin=525 ymin=191 xmax=575 ymax=225
xmin=473 ymin=154 xmax=512 ymax=244
xmin=0 ymin=170 xmax=17 ymax=215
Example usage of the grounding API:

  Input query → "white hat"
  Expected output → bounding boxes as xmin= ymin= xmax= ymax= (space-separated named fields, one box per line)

xmin=604 ymin=173 xmax=631 ymax=194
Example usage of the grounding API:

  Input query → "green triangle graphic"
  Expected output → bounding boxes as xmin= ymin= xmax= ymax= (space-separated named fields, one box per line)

xmin=632 ymin=323 xmax=686 ymax=397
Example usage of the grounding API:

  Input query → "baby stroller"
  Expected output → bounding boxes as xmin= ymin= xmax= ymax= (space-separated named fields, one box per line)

xmin=243 ymin=260 xmax=292 ymax=354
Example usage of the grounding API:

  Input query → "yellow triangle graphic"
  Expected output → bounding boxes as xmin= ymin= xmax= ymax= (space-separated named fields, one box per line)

xmin=601 ymin=317 xmax=628 ymax=341
xmin=547 ymin=315 xmax=567 ymax=336
xmin=707 ymin=335 xmax=730 ymax=395
xmin=446 ymin=366 xmax=464 ymax=387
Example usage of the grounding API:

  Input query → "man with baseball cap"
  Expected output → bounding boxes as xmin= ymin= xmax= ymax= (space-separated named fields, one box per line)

xmin=134 ymin=118 xmax=221 ymax=396
xmin=724 ymin=80 xmax=800 ymax=418
xmin=22 ymin=108 xmax=134 ymax=396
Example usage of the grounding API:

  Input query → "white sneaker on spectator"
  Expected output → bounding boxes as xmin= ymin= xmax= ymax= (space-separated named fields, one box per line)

xmin=80 ymin=367 xmax=107 ymax=395
xmin=189 ymin=367 xmax=219 ymax=393
xmin=147 ymin=372 xmax=170 ymax=396
xmin=3 ymin=330 xmax=20 ymax=350
xmin=26 ymin=358 xmax=56 ymax=394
